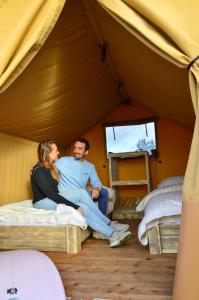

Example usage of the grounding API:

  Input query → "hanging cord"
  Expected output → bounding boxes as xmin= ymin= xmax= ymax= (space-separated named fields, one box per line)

xmin=145 ymin=123 xmax=148 ymax=137
xmin=187 ymin=55 xmax=199 ymax=70
xmin=99 ymin=42 xmax=107 ymax=63
xmin=113 ymin=126 xmax=116 ymax=141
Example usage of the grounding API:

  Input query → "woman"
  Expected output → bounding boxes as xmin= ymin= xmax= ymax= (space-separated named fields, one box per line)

xmin=31 ymin=140 xmax=132 ymax=248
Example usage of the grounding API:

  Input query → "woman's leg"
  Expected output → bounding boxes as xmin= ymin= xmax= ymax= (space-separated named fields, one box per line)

xmin=34 ymin=198 xmax=57 ymax=210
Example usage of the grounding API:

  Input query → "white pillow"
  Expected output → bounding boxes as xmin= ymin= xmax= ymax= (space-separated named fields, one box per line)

xmin=158 ymin=176 xmax=184 ymax=188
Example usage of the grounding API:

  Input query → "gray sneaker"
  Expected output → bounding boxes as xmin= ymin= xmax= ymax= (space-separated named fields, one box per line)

xmin=110 ymin=221 xmax=129 ymax=232
xmin=109 ymin=231 xmax=132 ymax=248
xmin=93 ymin=231 xmax=107 ymax=240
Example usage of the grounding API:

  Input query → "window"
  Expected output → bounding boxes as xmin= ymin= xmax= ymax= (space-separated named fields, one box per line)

xmin=104 ymin=117 xmax=157 ymax=156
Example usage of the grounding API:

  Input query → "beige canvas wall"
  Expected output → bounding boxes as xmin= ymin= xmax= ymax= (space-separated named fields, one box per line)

xmin=0 ymin=132 xmax=38 ymax=204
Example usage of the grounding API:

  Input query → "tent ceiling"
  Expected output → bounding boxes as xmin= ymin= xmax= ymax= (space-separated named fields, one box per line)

xmin=89 ymin=0 xmax=194 ymax=128
xmin=0 ymin=0 xmax=194 ymax=149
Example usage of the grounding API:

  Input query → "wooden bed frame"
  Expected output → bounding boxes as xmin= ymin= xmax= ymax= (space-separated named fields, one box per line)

xmin=147 ymin=223 xmax=180 ymax=254
xmin=0 ymin=225 xmax=91 ymax=253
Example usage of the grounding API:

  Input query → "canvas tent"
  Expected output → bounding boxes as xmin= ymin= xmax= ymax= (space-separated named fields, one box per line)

xmin=0 ymin=1 xmax=198 ymax=299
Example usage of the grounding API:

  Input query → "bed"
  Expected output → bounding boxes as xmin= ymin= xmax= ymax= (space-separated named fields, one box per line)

xmin=136 ymin=176 xmax=183 ymax=254
xmin=0 ymin=200 xmax=91 ymax=253
xmin=0 ymin=187 xmax=115 ymax=253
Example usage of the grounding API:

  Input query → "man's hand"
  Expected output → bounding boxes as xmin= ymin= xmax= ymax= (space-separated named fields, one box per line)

xmin=29 ymin=163 xmax=38 ymax=176
xmin=92 ymin=187 xmax=100 ymax=199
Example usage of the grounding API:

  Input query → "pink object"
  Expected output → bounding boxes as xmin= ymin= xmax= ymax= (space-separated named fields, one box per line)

xmin=0 ymin=250 xmax=66 ymax=300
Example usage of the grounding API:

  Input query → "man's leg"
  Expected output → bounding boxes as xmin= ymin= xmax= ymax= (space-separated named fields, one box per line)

xmin=96 ymin=187 xmax=108 ymax=215
xmin=60 ymin=189 xmax=111 ymax=225
xmin=60 ymin=189 xmax=113 ymax=237
xmin=76 ymin=202 xmax=113 ymax=237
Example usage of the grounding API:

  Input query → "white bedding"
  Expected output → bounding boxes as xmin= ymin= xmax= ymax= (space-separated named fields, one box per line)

xmin=138 ymin=190 xmax=182 ymax=245
xmin=136 ymin=183 xmax=183 ymax=212
xmin=0 ymin=200 xmax=88 ymax=229
xmin=157 ymin=176 xmax=184 ymax=188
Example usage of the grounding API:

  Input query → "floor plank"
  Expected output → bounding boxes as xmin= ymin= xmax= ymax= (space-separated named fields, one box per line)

xmin=46 ymin=220 xmax=176 ymax=300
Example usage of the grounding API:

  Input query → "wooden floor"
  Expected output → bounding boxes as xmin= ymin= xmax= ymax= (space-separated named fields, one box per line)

xmin=46 ymin=220 xmax=177 ymax=300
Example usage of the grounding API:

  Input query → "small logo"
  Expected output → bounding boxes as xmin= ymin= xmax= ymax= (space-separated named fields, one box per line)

xmin=6 ymin=288 xmax=20 ymax=299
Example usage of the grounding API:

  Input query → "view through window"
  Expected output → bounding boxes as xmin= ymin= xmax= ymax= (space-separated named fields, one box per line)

xmin=104 ymin=119 xmax=157 ymax=156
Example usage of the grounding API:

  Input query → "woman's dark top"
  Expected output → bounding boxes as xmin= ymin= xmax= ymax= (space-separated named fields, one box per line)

xmin=31 ymin=165 xmax=79 ymax=209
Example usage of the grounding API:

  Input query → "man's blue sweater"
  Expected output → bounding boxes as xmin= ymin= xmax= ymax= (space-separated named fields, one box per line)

xmin=55 ymin=156 xmax=102 ymax=192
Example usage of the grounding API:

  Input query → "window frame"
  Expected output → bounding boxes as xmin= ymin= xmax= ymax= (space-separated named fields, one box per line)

xmin=103 ymin=116 xmax=158 ymax=157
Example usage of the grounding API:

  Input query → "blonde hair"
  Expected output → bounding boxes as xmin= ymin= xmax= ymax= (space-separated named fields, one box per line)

xmin=37 ymin=140 xmax=60 ymax=181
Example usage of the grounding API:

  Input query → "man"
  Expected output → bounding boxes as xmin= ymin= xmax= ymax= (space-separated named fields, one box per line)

xmin=55 ymin=137 xmax=109 ymax=215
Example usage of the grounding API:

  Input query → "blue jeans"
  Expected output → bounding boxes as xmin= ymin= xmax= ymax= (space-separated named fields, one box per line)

xmin=34 ymin=198 xmax=57 ymax=210
xmin=34 ymin=189 xmax=113 ymax=237
xmin=94 ymin=187 xmax=108 ymax=216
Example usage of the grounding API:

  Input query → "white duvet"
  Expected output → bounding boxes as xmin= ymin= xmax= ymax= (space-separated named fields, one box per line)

xmin=137 ymin=188 xmax=182 ymax=246
xmin=0 ymin=200 xmax=88 ymax=229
